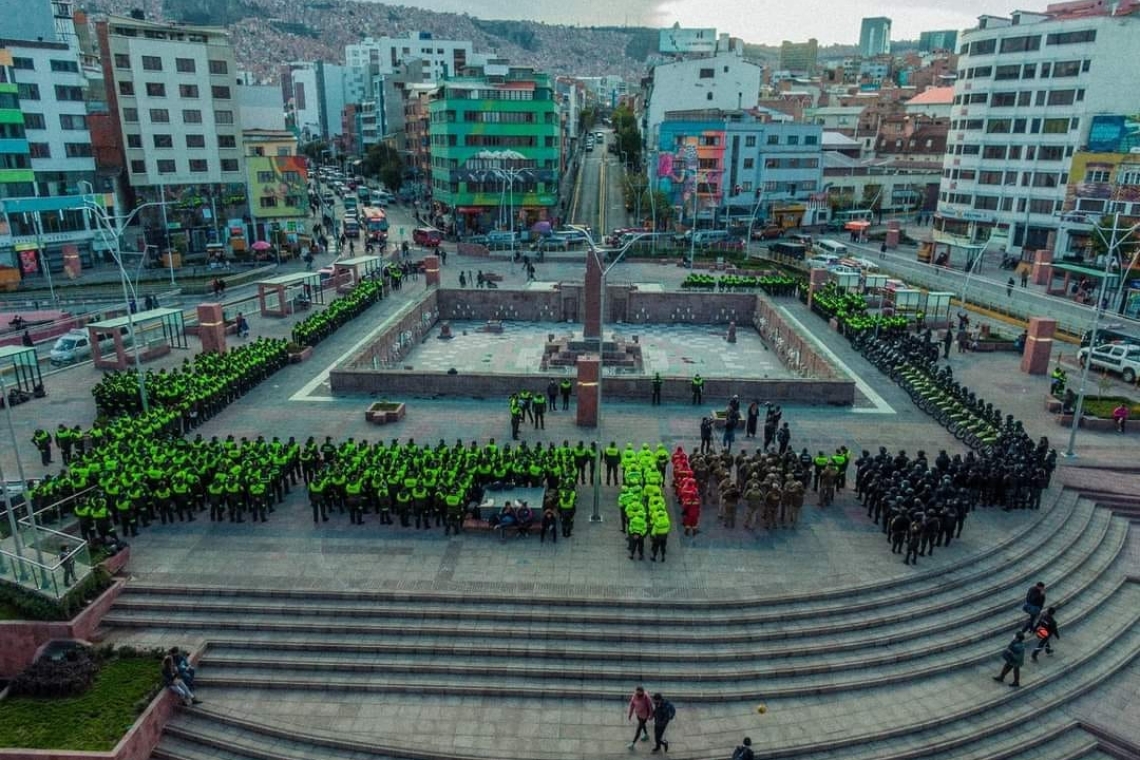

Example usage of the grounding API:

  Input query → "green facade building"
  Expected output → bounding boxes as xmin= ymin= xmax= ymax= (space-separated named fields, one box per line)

xmin=0 ymin=50 xmax=34 ymax=199
xmin=428 ymin=66 xmax=561 ymax=236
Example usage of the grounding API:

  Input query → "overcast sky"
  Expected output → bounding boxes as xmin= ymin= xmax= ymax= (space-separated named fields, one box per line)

xmin=384 ymin=0 xmax=1029 ymax=44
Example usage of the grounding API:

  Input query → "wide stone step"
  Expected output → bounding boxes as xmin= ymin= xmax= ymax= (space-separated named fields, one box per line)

xmin=120 ymin=489 xmax=1080 ymax=616
xmin=192 ymin=580 xmax=1140 ymax=702
xmin=104 ymin=508 xmax=1124 ymax=656
xmin=194 ymin=553 xmax=1129 ymax=691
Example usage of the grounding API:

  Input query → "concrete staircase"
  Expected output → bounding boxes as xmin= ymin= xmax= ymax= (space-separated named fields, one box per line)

xmin=100 ymin=490 xmax=1140 ymax=760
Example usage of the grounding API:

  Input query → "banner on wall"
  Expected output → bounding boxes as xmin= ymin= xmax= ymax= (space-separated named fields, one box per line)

xmin=18 ymin=248 xmax=38 ymax=275
xmin=63 ymin=244 xmax=81 ymax=280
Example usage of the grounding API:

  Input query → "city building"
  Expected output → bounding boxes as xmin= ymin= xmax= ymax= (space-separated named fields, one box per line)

xmin=904 ymin=86 xmax=953 ymax=119
xmin=1055 ymin=114 xmax=1140 ymax=261
xmin=243 ymin=128 xmax=308 ymax=250
xmin=238 ymin=83 xmax=286 ymax=131
xmin=859 ymin=17 xmax=892 ymax=58
xmin=0 ymin=1 xmax=112 ymax=280
xmin=652 ymin=109 xmax=824 ymax=229
xmin=428 ymin=66 xmax=561 ymax=236
xmin=96 ymin=14 xmax=249 ymax=256
xmin=779 ymin=39 xmax=819 ymax=76
xmin=642 ymin=40 xmax=763 ymax=152
xmin=347 ymin=32 xmax=475 ymax=85
xmin=919 ymin=29 xmax=959 ymax=53
xmin=281 ymin=60 xmax=346 ymax=146
xmin=936 ymin=1 xmax=1140 ymax=256
xmin=658 ymin=24 xmax=718 ymax=56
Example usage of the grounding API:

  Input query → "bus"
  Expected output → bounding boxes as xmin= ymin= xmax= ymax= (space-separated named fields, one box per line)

xmin=360 ymin=206 xmax=389 ymax=241
xmin=343 ymin=215 xmax=360 ymax=239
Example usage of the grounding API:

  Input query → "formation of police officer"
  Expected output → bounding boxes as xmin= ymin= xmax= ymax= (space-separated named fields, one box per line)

xmin=301 ymin=438 xmax=582 ymax=537
xmin=617 ymin=445 xmax=671 ymax=561
xmin=291 ymin=278 xmax=382 ymax=348
xmin=857 ymin=435 xmax=1053 ymax=566
xmin=507 ymin=390 xmax=550 ymax=438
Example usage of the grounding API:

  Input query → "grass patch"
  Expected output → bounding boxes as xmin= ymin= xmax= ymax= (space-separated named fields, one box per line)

xmin=1082 ymin=395 xmax=1140 ymax=420
xmin=0 ymin=599 xmax=24 ymax=619
xmin=0 ymin=655 xmax=161 ymax=750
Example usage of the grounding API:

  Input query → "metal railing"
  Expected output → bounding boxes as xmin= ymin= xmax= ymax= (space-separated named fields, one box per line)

xmin=0 ymin=528 xmax=93 ymax=600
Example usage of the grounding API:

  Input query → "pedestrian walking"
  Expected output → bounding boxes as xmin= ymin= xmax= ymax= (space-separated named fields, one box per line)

xmin=1113 ymin=402 xmax=1129 ymax=433
xmin=651 ymin=373 xmax=663 ymax=406
xmin=58 ymin=544 xmax=76 ymax=586
xmin=1020 ymin=269 xmax=1029 ymax=288
xmin=1006 ymin=277 xmax=1015 ymax=297
xmin=1021 ymin=581 xmax=1046 ymax=633
xmin=650 ymin=693 xmax=674 ymax=753
xmin=732 ymin=737 xmax=755 ymax=760
xmin=745 ymin=400 xmax=760 ymax=439
xmin=1031 ymin=607 xmax=1060 ymax=660
xmin=627 ymin=686 xmax=653 ymax=749
xmin=993 ymin=632 xmax=1026 ymax=687
xmin=942 ymin=328 xmax=953 ymax=359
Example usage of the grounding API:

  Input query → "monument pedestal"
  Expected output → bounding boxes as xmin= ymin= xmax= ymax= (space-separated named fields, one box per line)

xmin=423 ymin=255 xmax=441 ymax=287
xmin=1021 ymin=317 xmax=1056 ymax=375
xmin=197 ymin=302 xmax=227 ymax=354
xmin=576 ymin=354 xmax=600 ymax=427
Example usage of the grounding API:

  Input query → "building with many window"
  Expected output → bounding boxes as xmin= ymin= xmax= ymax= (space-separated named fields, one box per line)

xmin=347 ymin=32 xmax=475 ymax=86
xmin=936 ymin=2 xmax=1140 ymax=256
xmin=652 ymin=110 xmax=824 ymax=229
xmin=244 ymin=129 xmax=307 ymax=250
xmin=860 ymin=17 xmax=892 ymax=58
xmin=96 ymin=14 xmax=248 ymax=255
xmin=428 ymin=66 xmax=561 ymax=236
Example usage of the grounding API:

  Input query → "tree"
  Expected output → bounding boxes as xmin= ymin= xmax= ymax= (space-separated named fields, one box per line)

xmin=579 ymin=107 xmax=596 ymax=134
xmin=611 ymin=105 xmax=642 ymax=168
xmin=362 ymin=143 xmax=404 ymax=192
xmin=299 ymin=140 xmax=329 ymax=164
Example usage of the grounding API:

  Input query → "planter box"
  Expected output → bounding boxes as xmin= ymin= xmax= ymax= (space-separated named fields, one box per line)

xmin=1044 ymin=396 xmax=1062 ymax=413
xmin=972 ymin=340 xmax=1018 ymax=353
xmin=99 ymin=545 xmax=131 ymax=576
xmin=1054 ymin=413 xmax=1117 ymax=431
xmin=365 ymin=401 xmax=406 ymax=425
xmin=288 ymin=346 xmax=313 ymax=364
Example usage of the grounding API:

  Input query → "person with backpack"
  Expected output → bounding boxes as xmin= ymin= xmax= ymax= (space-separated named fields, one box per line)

xmin=627 ymin=685 xmax=653 ymax=749
xmin=651 ymin=692 xmax=675 ymax=753
xmin=732 ymin=737 xmax=755 ymax=760
xmin=1031 ymin=607 xmax=1060 ymax=661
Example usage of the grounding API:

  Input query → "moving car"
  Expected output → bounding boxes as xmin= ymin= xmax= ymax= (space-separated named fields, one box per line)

xmin=751 ymin=224 xmax=783 ymax=241
xmin=412 ymin=227 xmax=443 ymax=247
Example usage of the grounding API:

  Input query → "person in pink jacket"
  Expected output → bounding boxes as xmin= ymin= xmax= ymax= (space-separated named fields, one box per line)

xmin=627 ymin=685 xmax=654 ymax=749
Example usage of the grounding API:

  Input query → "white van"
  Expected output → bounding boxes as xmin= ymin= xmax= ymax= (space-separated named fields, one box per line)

xmin=814 ymin=239 xmax=849 ymax=258
xmin=50 ymin=326 xmax=133 ymax=365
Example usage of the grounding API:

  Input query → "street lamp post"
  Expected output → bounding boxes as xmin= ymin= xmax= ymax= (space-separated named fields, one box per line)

xmin=29 ymin=211 xmax=57 ymax=304
xmin=0 ymin=370 xmax=47 ymax=586
xmin=1064 ymin=212 xmax=1140 ymax=458
xmin=568 ymin=227 xmax=650 ymax=523
xmin=76 ymin=194 xmax=175 ymax=414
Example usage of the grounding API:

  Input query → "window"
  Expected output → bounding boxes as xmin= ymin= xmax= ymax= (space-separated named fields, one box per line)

xmin=50 ymin=59 xmax=79 ymax=73
xmin=256 ymin=170 xmax=274 ymax=182
xmin=804 ymin=135 xmax=817 ymax=145
xmin=17 ymin=83 xmax=40 ymax=100
xmin=130 ymin=159 xmax=145 ymax=174
xmin=1052 ymin=60 xmax=1081 ymax=78
xmin=23 ymin=113 xmax=45 ymax=130
xmin=991 ymin=92 xmax=1017 ymax=107
xmin=55 ymin=85 xmax=84 ymax=101
xmin=1000 ymin=35 xmax=1040 ymax=53
xmin=217 ymin=134 xmax=236 ymax=148
xmin=974 ymin=195 xmax=999 ymax=210
xmin=179 ymin=84 xmax=199 ymax=98
xmin=987 ymin=119 xmax=1011 ymax=134
xmin=1042 ymin=118 xmax=1069 ymax=134
xmin=1118 ymin=168 xmax=1140 ymax=187
xmin=1048 ymin=90 xmax=1076 ymax=106
xmin=122 ymin=107 xmax=138 ymax=122
xmin=149 ymin=108 xmax=170 ymax=123
xmin=767 ymin=134 xmax=779 ymax=145
xmin=141 ymin=55 xmax=162 ymax=71
xmin=118 ymin=81 xmax=135 ymax=96
xmin=259 ymin=197 xmax=278 ymax=209
xmin=1008 ymin=146 xmax=1022 ymax=160
xmin=126 ymin=134 xmax=142 ymax=148
xmin=1085 ymin=169 xmax=1110 ymax=183
xmin=971 ymin=38 xmax=996 ymax=55
xmin=146 ymin=82 xmax=166 ymax=97
xmin=742 ymin=158 xmax=754 ymax=169
xmin=59 ymin=114 xmax=87 ymax=130
xmin=64 ymin=142 xmax=92 ymax=158
xmin=1029 ymin=199 xmax=1056 ymax=215
xmin=1047 ymin=29 xmax=1096 ymax=45
xmin=175 ymin=58 xmax=196 ymax=73
xmin=1039 ymin=63 xmax=1050 ymax=78
xmin=978 ymin=170 xmax=1003 ymax=185
xmin=1018 ymin=91 xmax=1032 ymax=106
xmin=153 ymin=134 xmax=173 ymax=148
xmin=12 ymin=56 xmax=34 ymax=70
xmin=189 ymin=159 xmax=208 ymax=172
xmin=1039 ymin=146 xmax=1064 ymax=161
xmin=114 ymin=53 xmax=130 ymax=69
xmin=28 ymin=142 xmax=51 ymax=158
xmin=156 ymin=159 xmax=176 ymax=174
xmin=220 ymin=158 xmax=239 ymax=172
xmin=1032 ymin=172 xmax=1059 ymax=188
xmin=182 ymin=109 xmax=202 ymax=124
xmin=983 ymin=145 xmax=1007 ymax=160
xmin=699 ymin=68 xmax=714 ymax=79
xmin=214 ymin=110 xmax=233 ymax=124
xmin=787 ymin=135 xmax=799 ymax=145
xmin=1035 ymin=91 xmax=1047 ymax=106
xmin=706 ymin=92 xmax=713 ymax=101
xmin=211 ymin=85 xmax=231 ymax=99
xmin=186 ymin=134 xmax=205 ymax=148
xmin=208 ymin=59 xmax=228 ymax=75
xmin=1013 ymin=118 xmax=1026 ymax=133
xmin=994 ymin=64 xmax=1020 ymax=80
xmin=971 ymin=66 xmax=992 ymax=78
xmin=744 ymin=136 xmax=756 ymax=147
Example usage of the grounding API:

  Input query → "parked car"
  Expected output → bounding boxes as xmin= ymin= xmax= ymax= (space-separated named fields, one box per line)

xmin=50 ymin=326 xmax=133 ymax=366
xmin=751 ymin=224 xmax=784 ymax=241
xmin=485 ymin=230 xmax=521 ymax=249
xmin=1077 ymin=342 xmax=1140 ymax=382
xmin=412 ymin=227 xmax=443 ymax=247
xmin=709 ymin=238 xmax=746 ymax=253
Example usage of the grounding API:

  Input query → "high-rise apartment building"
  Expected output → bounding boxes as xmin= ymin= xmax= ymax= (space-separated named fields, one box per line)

xmin=347 ymin=32 xmax=474 ymax=85
xmin=779 ymin=39 xmax=819 ymax=75
xmin=428 ymin=66 xmax=560 ymax=236
xmin=859 ymin=17 xmax=892 ymax=58
xmin=936 ymin=2 xmax=1140 ymax=255
xmin=97 ymin=14 xmax=248 ymax=253
xmin=919 ymin=30 xmax=959 ymax=53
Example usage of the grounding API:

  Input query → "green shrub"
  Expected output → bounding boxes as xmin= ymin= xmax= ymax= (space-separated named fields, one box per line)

xmin=10 ymin=645 xmax=101 ymax=698
xmin=1081 ymin=396 xmax=1140 ymax=419
xmin=0 ymin=566 xmax=112 ymax=621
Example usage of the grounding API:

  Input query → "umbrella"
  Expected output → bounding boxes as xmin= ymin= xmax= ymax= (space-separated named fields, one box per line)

xmin=844 ymin=220 xmax=871 ymax=231
xmin=251 ymin=240 xmax=272 ymax=251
